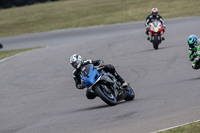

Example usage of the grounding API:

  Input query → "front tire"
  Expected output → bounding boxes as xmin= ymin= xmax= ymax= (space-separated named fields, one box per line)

xmin=94 ymin=85 xmax=117 ymax=106
xmin=153 ymin=35 xmax=159 ymax=50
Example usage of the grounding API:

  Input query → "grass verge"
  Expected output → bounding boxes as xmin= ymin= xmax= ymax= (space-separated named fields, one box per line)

xmin=0 ymin=47 xmax=42 ymax=60
xmin=0 ymin=0 xmax=200 ymax=37
xmin=157 ymin=121 xmax=200 ymax=133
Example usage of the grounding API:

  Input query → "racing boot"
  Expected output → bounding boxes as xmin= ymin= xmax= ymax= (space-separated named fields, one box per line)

xmin=192 ymin=64 xmax=198 ymax=70
xmin=192 ymin=56 xmax=200 ymax=69
xmin=145 ymin=29 xmax=149 ymax=35
xmin=146 ymin=30 xmax=150 ymax=40
xmin=121 ymin=82 xmax=128 ymax=88
xmin=162 ymin=36 xmax=165 ymax=41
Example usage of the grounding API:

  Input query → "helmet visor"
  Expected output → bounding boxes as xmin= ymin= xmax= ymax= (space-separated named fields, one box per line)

xmin=153 ymin=12 xmax=157 ymax=16
xmin=72 ymin=62 xmax=78 ymax=68
xmin=72 ymin=59 xmax=82 ymax=69
xmin=188 ymin=38 xmax=196 ymax=48
xmin=189 ymin=44 xmax=195 ymax=48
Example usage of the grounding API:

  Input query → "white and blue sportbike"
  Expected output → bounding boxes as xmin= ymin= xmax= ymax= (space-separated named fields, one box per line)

xmin=80 ymin=64 xmax=135 ymax=106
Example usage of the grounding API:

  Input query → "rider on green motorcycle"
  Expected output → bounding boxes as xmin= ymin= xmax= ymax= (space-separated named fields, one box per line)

xmin=188 ymin=35 xmax=200 ymax=69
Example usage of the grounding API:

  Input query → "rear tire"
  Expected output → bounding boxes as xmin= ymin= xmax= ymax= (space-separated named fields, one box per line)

xmin=124 ymin=85 xmax=135 ymax=101
xmin=94 ymin=85 xmax=117 ymax=106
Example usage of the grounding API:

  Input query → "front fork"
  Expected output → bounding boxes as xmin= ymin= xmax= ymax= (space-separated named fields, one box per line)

xmin=148 ymin=31 xmax=163 ymax=41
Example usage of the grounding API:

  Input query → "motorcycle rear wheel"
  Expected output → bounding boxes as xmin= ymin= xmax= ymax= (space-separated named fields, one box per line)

xmin=124 ymin=85 xmax=135 ymax=101
xmin=94 ymin=85 xmax=117 ymax=106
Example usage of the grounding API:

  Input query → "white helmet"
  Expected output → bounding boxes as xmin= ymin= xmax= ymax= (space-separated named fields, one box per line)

xmin=151 ymin=8 xmax=158 ymax=16
xmin=70 ymin=54 xmax=83 ymax=69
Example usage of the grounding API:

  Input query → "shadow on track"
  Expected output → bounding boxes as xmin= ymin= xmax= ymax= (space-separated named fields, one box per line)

xmin=178 ymin=77 xmax=200 ymax=83
xmin=68 ymin=100 xmax=129 ymax=114
xmin=132 ymin=44 xmax=179 ymax=54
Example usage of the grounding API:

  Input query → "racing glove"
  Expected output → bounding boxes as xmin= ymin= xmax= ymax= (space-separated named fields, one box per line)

xmin=98 ymin=60 xmax=105 ymax=68
xmin=163 ymin=25 xmax=166 ymax=28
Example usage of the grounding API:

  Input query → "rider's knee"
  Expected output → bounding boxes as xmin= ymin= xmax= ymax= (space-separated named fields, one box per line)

xmin=86 ymin=91 xmax=96 ymax=99
xmin=146 ymin=30 xmax=149 ymax=35
xmin=104 ymin=64 xmax=115 ymax=73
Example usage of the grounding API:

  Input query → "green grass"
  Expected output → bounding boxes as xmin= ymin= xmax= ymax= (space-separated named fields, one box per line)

xmin=0 ymin=0 xmax=200 ymax=37
xmin=158 ymin=121 xmax=200 ymax=133
xmin=0 ymin=47 xmax=42 ymax=60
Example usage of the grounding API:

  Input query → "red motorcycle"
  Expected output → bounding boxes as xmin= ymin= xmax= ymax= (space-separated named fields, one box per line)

xmin=148 ymin=20 xmax=165 ymax=49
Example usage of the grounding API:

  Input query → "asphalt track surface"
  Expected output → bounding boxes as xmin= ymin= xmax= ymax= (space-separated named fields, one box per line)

xmin=0 ymin=17 xmax=200 ymax=133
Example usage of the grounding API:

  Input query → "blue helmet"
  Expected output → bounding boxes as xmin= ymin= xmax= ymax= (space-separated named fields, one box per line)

xmin=188 ymin=35 xmax=198 ymax=48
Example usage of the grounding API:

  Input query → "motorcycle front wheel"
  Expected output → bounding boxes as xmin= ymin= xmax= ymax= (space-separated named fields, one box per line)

xmin=94 ymin=84 xmax=117 ymax=106
xmin=153 ymin=35 xmax=159 ymax=50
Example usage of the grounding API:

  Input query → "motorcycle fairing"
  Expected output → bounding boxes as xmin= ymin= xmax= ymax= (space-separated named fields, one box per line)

xmin=149 ymin=20 xmax=163 ymax=33
xmin=80 ymin=64 xmax=100 ymax=87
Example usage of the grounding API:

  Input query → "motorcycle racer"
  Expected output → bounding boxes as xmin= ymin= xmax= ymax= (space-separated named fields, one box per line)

xmin=145 ymin=8 xmax=166 ymax=40
xmin=187 ymin=35 xmax=200 ymax=69
xmin=70 ymin=54 xmax=128 ymax=99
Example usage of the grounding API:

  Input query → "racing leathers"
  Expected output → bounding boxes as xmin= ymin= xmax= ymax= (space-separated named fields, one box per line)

xmin=72 ymin=59 xmax=126 ymax=99
xmin=189 ymin=39 xmax=200 ymax=69
xmin=145 ymin=14 xmax=165 ymax=40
